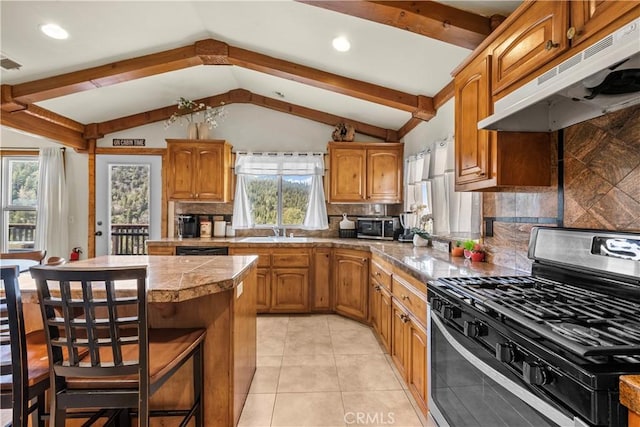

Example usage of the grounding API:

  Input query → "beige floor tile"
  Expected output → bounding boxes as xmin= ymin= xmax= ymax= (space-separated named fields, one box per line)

xmin=258 ymin=334 xmax=287 ymax=357
xmin=342 ymin=390 xmax=423 ymax=427
xmin=271 ymin=392 xmax=346 ymax=427
xmin=282 ymin=354 xmax=336 ymax=367
xmin=327 ymin=314 xmax=371 ymax=333
xmin=284 ymin=330 xmax=333 ymax=356
xmin=335 ymin=354 xmax=402 ymax=391
xmin=278 ymin=365 xmax=340 ymax=392
xmin=249 ymin=366 xmax=281 ymax=394
xmin=287 ymin=314 xmax=331 ymax=335
xmin=403 ymin=390 xmax=428 ymax=427
xmin=258 ymin=355 xmax=283 ymax=367
xmin=384 ymin=354 xmax=408 ymax=390
xmin=238 ymin=393 xmax=276 ymax=427
xmin=331 ymin=329 xmax=384 ymax=355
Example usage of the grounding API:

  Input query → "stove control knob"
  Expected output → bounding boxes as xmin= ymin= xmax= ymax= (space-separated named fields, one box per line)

xmin=431 ymin=297 xmax=443 ymax=312
xmin=495 ymin=343 xmax=515 ymax=363
xmin=442 ymin=305 xmax=461 ymax=320
xmin=523 ymin=362 xmax=551 ymax=385
xmin=464 ymin=321 xmax=486 ymax=338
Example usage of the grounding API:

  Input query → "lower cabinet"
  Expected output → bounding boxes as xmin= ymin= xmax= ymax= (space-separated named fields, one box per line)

xmin=255 ymin=268 xmax=271 ymax=312
xmin=333 ymin=249 xmax=370 ymax=322
xmin=408 ymin=318 xmax=428 ymax=415
xmin=370 ymin=280 xmax=392 ymax=353
xmin=391 ymin=299 xmax=410 ymax=381
xmin=312 ymin=248 xmax=332 ymax=312
xmin=146 ymin=245 xmax=175 ymax=255
xmin=271 ymin=268 xmax=309 ymax=312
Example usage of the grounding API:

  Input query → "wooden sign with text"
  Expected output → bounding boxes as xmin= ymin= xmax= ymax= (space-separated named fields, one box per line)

xmin=112 ymin=138 xmax=145 ymax=147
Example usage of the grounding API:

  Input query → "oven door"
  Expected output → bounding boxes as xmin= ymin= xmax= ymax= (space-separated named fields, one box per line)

xmin=428 ymin=306 xmax=581 ymax=427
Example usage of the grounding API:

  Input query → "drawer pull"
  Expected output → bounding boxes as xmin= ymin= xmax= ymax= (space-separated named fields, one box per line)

xmin=400 ymin=314 xmax=409 ymax=323
xmin=401 ymin=295 xmax=410 ymax=301
xmin=545 ymin=40 xmax=560 ymax=50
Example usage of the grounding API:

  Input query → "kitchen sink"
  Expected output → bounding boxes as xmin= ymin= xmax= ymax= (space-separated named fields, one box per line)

xmin=240 ymin=236 xmax=311 ymax=243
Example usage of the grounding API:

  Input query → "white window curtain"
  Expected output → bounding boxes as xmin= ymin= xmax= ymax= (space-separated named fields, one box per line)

xmin=232 ymin=152 xmax=328 ymax=230
xmin=35 ymin=148 xmax=68 ymax=258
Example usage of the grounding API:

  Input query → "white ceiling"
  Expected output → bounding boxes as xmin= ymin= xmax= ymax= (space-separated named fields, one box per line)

xmin=0 ymin=1 xmax=521 ymax=132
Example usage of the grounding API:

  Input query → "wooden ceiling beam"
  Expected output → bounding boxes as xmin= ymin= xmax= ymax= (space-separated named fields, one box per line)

xmin=0 ymin=110 xmax=87 ymax=150
xmin=298 ymin=1 xmax=491 ymax=50
xmin=95 ymin=89 xmax=397 ymax=141
xmin=397 ymin=80 xmax=454 ymax=139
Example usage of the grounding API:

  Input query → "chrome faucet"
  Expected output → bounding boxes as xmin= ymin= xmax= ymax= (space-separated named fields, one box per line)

xmin=272 ymin=226 xmax=280 ymax=237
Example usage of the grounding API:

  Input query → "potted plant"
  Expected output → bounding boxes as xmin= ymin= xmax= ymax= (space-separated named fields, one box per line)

xmin=463 ymin=239 xmax=485 ymax=262
xmin=451 ymin=241 xmax=464 ymax=257
xmin=412 ymin=228 xmax=431 ymax=247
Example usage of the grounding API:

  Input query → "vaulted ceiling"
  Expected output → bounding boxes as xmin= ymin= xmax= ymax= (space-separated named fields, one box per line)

xmin=0 ymin=1 xmax=521 ymax=150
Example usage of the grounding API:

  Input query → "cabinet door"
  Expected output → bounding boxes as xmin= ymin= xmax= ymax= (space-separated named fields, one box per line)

xmin=271 ymin=268 xmax=309 ymax=312
xmin=196 ymin=144 xmax=225 ymax=201
xmin=408 ymin=318 xmax=428 ymax=416
xmin=367 ymin=147 xmax=403 ymax=203
xmin=378 ymin=286 xmax=393 ymax=354
xmin=329 ymin=148 xmax=366 ymax=202
xmin=492 ymin=1 xmax=569 ymax=95
xmin=168 ymin=144 xmax=196 ymax=199
xmin=391 ymin=299 xmax=409 ymax=381
xmin=333 ymin=250 xmax=369 ymax=321
xmin=455 ymin=56 xmax=491 ymax=187
xmin=312 ymin=248 xmax=332 ymax=312
xmin=369 ymin=282 xmax=381 ymax=334
xmin=256 ymin=267 xmax=271 ymax=313
xmin=570 ymin=1 xmax=638 ymax=47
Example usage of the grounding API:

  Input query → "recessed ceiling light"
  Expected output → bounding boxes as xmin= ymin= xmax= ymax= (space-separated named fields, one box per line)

xmin=332 ymin=36 xmax=351 ymax=52
xmin=40 ymin=23 xmax=69 ymax=40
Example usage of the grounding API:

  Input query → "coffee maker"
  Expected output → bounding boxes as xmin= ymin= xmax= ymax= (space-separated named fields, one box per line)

xmin=176 ymin=215 xmax=197 ymax=238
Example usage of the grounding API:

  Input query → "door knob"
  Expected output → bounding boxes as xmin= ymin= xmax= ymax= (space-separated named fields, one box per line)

xmin=95 ymin=231 xmax=103 ymax=236
xmin=545 ymin=40 xmax=560 ymax=50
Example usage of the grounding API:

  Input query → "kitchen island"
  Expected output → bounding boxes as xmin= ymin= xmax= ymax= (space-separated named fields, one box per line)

xmin=20 ymin=255 xmax=258 ymax=427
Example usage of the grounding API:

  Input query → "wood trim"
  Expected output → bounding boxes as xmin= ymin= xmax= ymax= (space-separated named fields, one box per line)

xmin=94 ymin=147 xmax=166 ymax=155
xmin=161 ymin=150 xmax=168 ymax=239
xmin=87 ymin=140 xmax=96 ymax=258
xmin=297 ymin=1 xmax=491 ymax=50
xmin=397 ymin=117 xmax=423 ymax=140
xmin=433 ymin=80 xmax=455 ymax=110
xmin=0 ymin=150 xmax=39 ymax=157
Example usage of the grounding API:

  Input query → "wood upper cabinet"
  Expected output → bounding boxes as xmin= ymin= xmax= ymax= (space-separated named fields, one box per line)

xmin=491 ymin=1 xmax=569 ymax=96
xmin=328 ymin=142 xmax=403 ymax=203
xmin=333 ymin=249 xmax=369 ymax=322
xmin=455 ymin=56 xmax=491 ymax=187
xmin=569 ymin=1 xmax=639 ymax=47
xmin=166 ymin=139 xmax=232 ymax=201
xmin=454 ymin=56 xmax=552 ymax=191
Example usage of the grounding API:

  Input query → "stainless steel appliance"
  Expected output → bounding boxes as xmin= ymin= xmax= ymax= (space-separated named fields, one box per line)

xmin=176 ymin=246 xmax=228 ymax=256
xmin=428 ymin=227 xmax=640 ymax=427
xmin=356 ymin=217 xmax=400 ymax=240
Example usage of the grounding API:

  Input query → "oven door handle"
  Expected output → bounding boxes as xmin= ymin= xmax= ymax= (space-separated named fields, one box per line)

xmin=430 ymin=313 xmax=579 ymax=427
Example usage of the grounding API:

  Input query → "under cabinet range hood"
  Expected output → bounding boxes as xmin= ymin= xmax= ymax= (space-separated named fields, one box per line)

xmin=479 ymin=18 xmax=640 ymax=132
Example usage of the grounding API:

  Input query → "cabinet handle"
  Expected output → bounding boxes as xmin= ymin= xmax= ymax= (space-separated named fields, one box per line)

xmin=401 ymin=295 xmax=409 ymax=301
xmin=566 ymin=27 xmax=580 ymax=40
xmin=362 ymin=258 xmax=367 ymax=262
xmin=400 ymin=314 xmax=409 ymax=323
xmin=545 ymin=40 xmax=560 ymax=50
xmin=375 ymin=271 xmax=381 ymax=276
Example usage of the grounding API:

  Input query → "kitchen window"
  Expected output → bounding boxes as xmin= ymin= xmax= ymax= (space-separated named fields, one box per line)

xmin=233 ymin=152 xmax=328 ymax=230
xmin=1 ymin=156 xmax=39 ymax=251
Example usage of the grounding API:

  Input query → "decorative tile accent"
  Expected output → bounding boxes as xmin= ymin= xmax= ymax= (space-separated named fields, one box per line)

xmin=619 ymin=166 xmax=640 ymax=203
xmin=588 ymin=187 xmax=640 ymax=230
xmin=581 ymin=136 xmax=640 ymax=186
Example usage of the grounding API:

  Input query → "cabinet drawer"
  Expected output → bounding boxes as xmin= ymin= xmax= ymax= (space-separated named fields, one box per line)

xmin=392 ymin=277 xmax=427 ymax=327
xmin=230 ymin=248 xmax=271 ymax=267
xmin=147 ymin=245 xmax=175 ymax=255
xmin=370 ymin=259 xmax=392 ymax=291
xmin=272 ymin=251 xmax=310 ymax=268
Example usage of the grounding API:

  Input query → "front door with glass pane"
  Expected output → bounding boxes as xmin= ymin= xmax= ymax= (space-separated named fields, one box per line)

xmin=95 ymin=155 xmax=161 ymax=256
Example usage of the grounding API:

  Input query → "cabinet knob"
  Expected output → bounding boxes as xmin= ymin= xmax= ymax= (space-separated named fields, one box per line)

xmin=375 ymin=271 xmax=381 ymax=276
xmin=401 ymin=295 xmax=409 ymax=301
xmin=545 ymin=40 xmax=560 ymax=50
xmin=566 ymin=27 xmax=580 ymax=40
xmin=400 ymin=314 xmax=409 ymax=323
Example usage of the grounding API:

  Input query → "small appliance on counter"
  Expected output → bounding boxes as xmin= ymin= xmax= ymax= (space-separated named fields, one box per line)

xmin=199 ymin=217 xmax=212 ymax=238
xmin=397 ymin=212 xmax=415 ymax=243
xmin=176 ymin=215 xmax=197 ymax=238
xmin=357 ymin=217 xmax=400 ymax=241
xmin=339 ymin=213 xmax=356 ymax=238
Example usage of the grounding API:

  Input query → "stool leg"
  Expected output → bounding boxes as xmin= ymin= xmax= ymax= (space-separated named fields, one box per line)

xmin=194 ymin=343 xmax=204 ymax=427
xmin=36 ymin=393 xmax=46 ymax=427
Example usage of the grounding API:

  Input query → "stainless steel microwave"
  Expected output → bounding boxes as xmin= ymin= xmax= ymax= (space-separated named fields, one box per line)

xmin=357 ymin=217 xmax=399 ymax=240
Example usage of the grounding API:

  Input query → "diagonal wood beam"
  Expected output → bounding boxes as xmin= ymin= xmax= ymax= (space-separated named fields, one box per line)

xmin=92 ymin=89 xmax=399 ymax=141
xmin=0 ymin=109 xmax=87 ymax=150
xmin=297 ymin=1 xmax=491 ymax=50
xmin=397 ymin=80 xmax=454 ymax=139
xmin=4 ymin=38 xmax=433 ymax=120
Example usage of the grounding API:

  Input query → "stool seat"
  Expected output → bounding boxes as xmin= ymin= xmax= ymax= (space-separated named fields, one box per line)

xmin=0 ymin=330 xmax=49 ymax=391
xmin=67 ymin=328 xmax=205 ymax=390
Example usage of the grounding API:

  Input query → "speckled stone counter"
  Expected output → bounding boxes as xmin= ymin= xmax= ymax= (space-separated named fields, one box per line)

xmin=621 ymin=376 xmax=640 ymax=421
xmin=147 ymin=236 xmax=520 ymax=283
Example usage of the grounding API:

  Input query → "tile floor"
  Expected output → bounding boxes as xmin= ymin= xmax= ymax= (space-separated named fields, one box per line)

xmin=238 ymin=314 xmax=435 ymax=427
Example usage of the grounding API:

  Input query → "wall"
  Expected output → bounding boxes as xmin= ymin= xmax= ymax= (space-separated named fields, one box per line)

xmin=483 ymin=104 xmax=640 ymax=272
xmin=402 ymin=99 xmax=454 ymax=156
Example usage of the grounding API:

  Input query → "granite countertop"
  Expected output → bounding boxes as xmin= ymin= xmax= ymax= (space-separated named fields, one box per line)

xmin=621 ymin=376 xmax=640 ymax=415
xmin=147 ymin=237 xmax=521 ymax=283
xmin=19 ymin=255 xmax=258 ymax=303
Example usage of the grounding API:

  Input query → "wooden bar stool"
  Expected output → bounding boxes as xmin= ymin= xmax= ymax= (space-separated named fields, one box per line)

xmin=30 ymin=265 xmax=206 ymax=427
xmin=1 ymin=265 xmax=50 ymax=427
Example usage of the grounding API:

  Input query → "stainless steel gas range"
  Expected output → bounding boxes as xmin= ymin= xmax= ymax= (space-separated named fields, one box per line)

xmin=428 ymin=227 xmax=640 ymax=427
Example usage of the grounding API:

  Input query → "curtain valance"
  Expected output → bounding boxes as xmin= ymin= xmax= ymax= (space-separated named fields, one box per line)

xmin=235 ymin=152 xmax=325 ymax=176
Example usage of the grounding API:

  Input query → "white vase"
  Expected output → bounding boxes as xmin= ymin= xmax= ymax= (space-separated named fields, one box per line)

xmin=413 ymin=234 xmax=430 ymax=247
xmin=198 ymin=122 xmax=210 ymax=140
xmin=187 ymin=122 xmax=198 ymax=139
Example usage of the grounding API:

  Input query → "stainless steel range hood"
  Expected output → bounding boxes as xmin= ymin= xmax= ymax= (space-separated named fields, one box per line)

xmin=479 ymin=18 xmax=640 ymax=132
